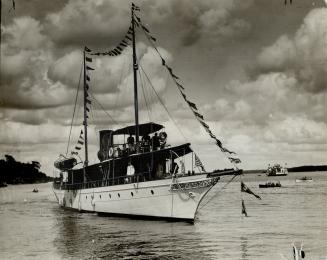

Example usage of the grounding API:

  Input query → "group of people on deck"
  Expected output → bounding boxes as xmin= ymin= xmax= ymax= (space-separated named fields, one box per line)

xmin=126 ymin=132 xmax=165 ymax=154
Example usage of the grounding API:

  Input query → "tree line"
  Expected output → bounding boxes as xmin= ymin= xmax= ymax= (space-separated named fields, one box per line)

xmin=0 ymin=154 xmax=52 ymax=185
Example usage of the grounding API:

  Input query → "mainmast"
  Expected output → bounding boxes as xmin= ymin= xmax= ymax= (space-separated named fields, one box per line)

xmin=131 ymin=5 xmax=139 ymax=143
xmin=83 ymin=49 xmax=89 ymax=167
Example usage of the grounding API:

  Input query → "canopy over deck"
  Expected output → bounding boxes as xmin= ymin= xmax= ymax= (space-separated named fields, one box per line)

xmin=113 ymin=122 xmax=164 ymax=136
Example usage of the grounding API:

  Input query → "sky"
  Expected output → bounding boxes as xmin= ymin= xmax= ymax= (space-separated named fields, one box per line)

xmin=1 ymin=0 xmax=327 ymax=174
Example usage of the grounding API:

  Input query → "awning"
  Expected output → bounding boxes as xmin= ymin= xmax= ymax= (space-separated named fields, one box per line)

xmin=113 ymin=122 xmax=164 ymax=136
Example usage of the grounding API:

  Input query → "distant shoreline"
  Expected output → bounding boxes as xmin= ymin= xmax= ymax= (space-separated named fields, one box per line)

xmin=244 ymin=165 xmax=327 ymax=174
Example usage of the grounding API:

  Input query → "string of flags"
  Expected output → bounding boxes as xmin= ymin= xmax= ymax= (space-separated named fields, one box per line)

xmin=89 ymin=23 xmax=134 ymax=57
xmin=70 ymin=47 xmax=94 ymax=156
xmin=84 ymin=46 xmax=93 ymax=122
xmin=241 ymin=181 xmax=261 ymax=217
xmin=136 ymin=13 xmax=241 ymax=165
xmin=71 ymin=130 xmax=84 ymax=155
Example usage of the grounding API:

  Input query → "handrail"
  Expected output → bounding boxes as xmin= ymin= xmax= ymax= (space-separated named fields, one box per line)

xmin=53 ymin=172 xmax=150 ymax=190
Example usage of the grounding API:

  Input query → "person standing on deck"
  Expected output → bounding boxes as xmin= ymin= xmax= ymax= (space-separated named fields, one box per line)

xmin=151 ymin=133 xmax=160 ymax=151
xmin=127 ymin=134 xmax=135 ymax=152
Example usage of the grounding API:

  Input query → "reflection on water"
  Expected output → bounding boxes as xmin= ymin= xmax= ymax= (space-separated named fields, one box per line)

xmin=1 ymin=171 xmax=327 ymax=259
xmin=240 ymin=236 xmax=248 ymax=260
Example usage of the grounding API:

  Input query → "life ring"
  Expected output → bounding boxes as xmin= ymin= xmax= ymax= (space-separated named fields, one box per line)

xmin=159 ymin=132 xmax=167 ymax=141
xmin=108 ymin=147 xmax=114 ymax=157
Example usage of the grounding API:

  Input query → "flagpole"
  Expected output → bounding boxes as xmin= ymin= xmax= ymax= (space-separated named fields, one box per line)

xmin=83 ymin=49 xmax=88 ymax=169
xmin=131 ymin=4 xmax=139 ymax=144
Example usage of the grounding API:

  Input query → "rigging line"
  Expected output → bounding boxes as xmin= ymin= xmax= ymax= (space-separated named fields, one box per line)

xmin=199 ymin=174 xmax=239 ymax=210
xmin=66 ymin=63 xmax=83 ymax=156
xmin=88 ymin=91 xmax=120 ymax=127
xmin=139 ymin=63 xmax=188 ymax=143
xmin=140 ymin=24 xmax=239 ymax=169
xmin=113 ymin=48 xmax=130 ymax=116
xmin=138 ymin=69 xmax=152 ymax=122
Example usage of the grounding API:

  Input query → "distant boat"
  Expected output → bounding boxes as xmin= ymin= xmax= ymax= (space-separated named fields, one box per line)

xmin=266 ymin=164 xmax=288 ymax=176
xmin=32 ymin=188 xmax=39 ymax=193
xmin=259 ymin=181 xmax=281 ymax=188
xmin=295 ymin=176 xmax=313 ymax=183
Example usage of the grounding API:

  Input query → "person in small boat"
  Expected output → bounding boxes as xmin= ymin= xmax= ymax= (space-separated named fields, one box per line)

xmin=151 ymin=133 xmax=160 ymax=151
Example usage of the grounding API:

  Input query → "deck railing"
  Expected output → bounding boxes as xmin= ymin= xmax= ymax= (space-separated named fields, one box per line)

xmin=53 ymin=172 xmax=150 ymax=190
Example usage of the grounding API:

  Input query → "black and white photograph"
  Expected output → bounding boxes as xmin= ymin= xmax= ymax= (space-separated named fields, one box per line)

xmin=0 ymin=0 xmax=327 ymax=259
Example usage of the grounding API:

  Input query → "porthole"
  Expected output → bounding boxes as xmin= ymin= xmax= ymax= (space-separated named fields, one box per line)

xmin=118 ymin=193 xmax=120 ymax=198
xmin=99 ymin=195 xmax=101 ymax=199
xmin=151 ymin=190 xmax=154 ymax=195
xmin=109 ymin=194 xmax=111 ymax=198
xmin=131 ymin=192 xmax=134 ymax=197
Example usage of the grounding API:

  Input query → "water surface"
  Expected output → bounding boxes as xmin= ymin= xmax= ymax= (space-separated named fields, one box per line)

xmin=0 ymin=171 xmax=326 ymax=259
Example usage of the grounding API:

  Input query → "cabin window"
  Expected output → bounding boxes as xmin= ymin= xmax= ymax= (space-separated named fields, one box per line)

xmin=118 ymin=193 xmax=120 ymax=198
xmin=109 ymin=194 xmax=111 ymax=198
xmin=151 ymin=190 xmax=154 ymax=195
xmin=99 ymin=195 xmax=101 ymax=199
xmin=86 ymin=196 xmax=87 ymax=199
xmin=131 ymin=192 xmax=134 ymax=197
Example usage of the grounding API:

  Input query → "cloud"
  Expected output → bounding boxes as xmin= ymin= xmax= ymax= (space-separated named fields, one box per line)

xmin=255 ymin=8 xmax=327 ymax=93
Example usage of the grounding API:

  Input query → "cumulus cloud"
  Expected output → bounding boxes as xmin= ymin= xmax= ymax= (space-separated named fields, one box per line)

xmin=255 ymin=8 xmax=327 ymax=93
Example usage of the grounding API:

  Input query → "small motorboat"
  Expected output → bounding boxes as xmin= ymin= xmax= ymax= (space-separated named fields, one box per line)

xmin=295 ymin=176 xmax=313 ymax=183
xmin=259 ymin=181 xmax=281 ymax=188
xmin=32 ymin=188 xmax=39 ymax=193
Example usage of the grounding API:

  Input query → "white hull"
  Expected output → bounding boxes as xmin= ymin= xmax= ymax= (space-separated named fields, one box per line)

xmin=53 ymin=174 xmax=218 ymax=222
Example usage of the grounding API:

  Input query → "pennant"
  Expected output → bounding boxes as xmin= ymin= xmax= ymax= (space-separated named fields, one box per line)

xmin=71 ymin=151 xmax=78 ymax=155
xmin=181 ymin=92 xmax=187 ymax=100
xmin=176 ymin=82 xmax=184 ymax=90
xmin=161 ymin=58 xmax=166 ymax=66
xmin=78 ymin=140 xmax=84 ymax=145
xmin=75 ymin=146 xmax=81 ymax=150
xmin=194 ymin=111 xmax=204 ymax=120
xmin=241 ymin=182 xmax=261 ymax=200
xmin=141 ymin=25 xmax=149 ymax=33
xmin=229 ymin=157 xmax=241 ymax=164
xmin=85 ymin=84 xmax=89 ymax=90
xmin=117 ymin=46 xmax=123 ymax=51
xmin=242 ymin=199 xmax=248 ymax=217
xmin=86 ymin=98 xmax=91 ymax=104
xmin=125 ymin=35 xmax=132 ymax=41
xmin=215 ymin=139 xmax=222 ymax=147
xmin=85 ymin=46 xmax=92 ymax=52
xmin=80 ymin=130 xmax=83 ymax=135
xmin=200 ymin=121 xmax=209 ymax=129
xmin=86 ymin=75 xmax=90 ymax=81
xmin=85 ymin=57 xmax=92 ymax=62
xmin=133 ymin=20 xmax=139 ymax=27
xmin=187 ymin=101 xmax=198 ymax=110
xmin=86 ymin=66 xmax=95 ymax=71
xmin=135 ymin=16 xmax=141 ymax=23
xmin=150 ymin=36 xmax=157 ymax=42
xmin=122 ymin=40 xmax=128 ymax=45
xmin=86 ymin=107 xmax=90 ymax=112
xmin=132 ymin=3 xmax=140 ymax=11
xmin=208 ymin=132 xmax=216 ymax=139
xmin=120 ymin=42 xmax=127 ymax=47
